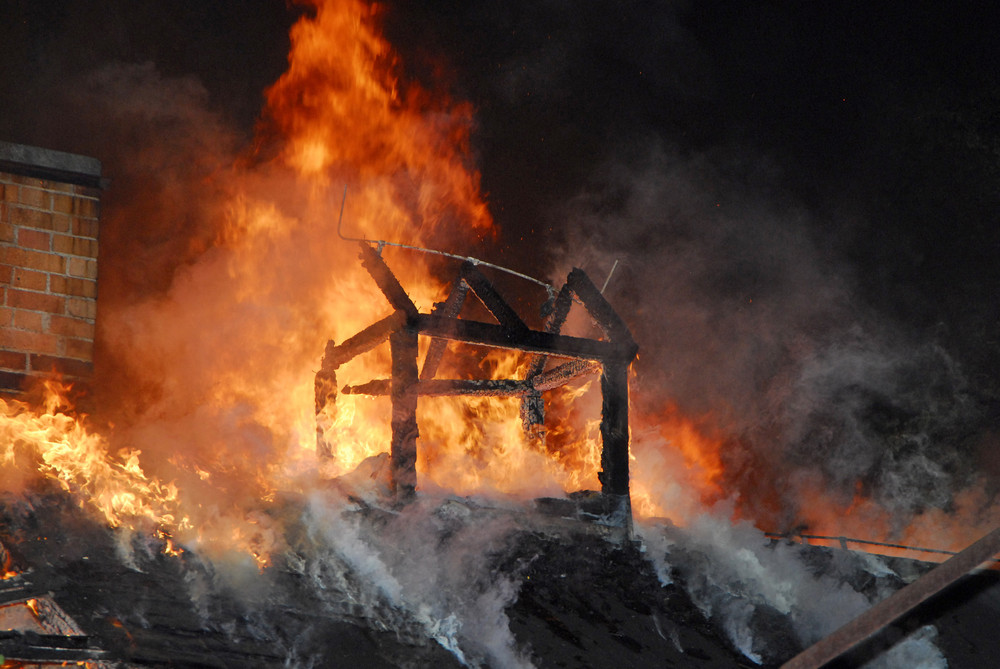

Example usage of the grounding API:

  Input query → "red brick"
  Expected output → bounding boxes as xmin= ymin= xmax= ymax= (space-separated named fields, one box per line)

xmin=0 ymin=306 xmax=12 ymax=327
xmin=53 ymin=234 xmax=98 ymax=258
xmin=0 ymin=265 xmax=10 ymax=284
xmin=43 ymin=181 xmax=73 ymax=194
xmin=67 ymin=297 xmax=97 ymax=320
xmin=63 ymin=338 xmax=94 ymax=361
xmin=1 ymin=247 xmax=64 ymax=273
xmin=67 ymin=257 xmax=98 ymax=279
xmin=0 ymin=222 xmax=13 ymax=243
xmin=72 ymin=198 xmax=99 ymax=219
xmin=71 ymin=218 xmax=99 ymax=238
xmin=6 ymin=288 xmax=64 ymax=314
xmin=17 ymin=186 xmax=48 ymax=209
xmin=5 ymin=175 xmax=35 ymax=187
xmin=49 ymin=315 xmax=95 ymax=339
xmin=10 ymin=207 xmax=55 ymax=230
xmin=52 ymin=193 xmax=73 ymax=215
xmin=0 ymin=350 xmax=27 ymax=371
xmin=50 ymin=214 xmax=71 ymax=233
xmin=1 ymin=184 xmax=15 ymax=202
xmin=0 ymin=329 xmax=59 ymax=355
xmin=50 ymin=275 xmax=96 ymax=299
xmin=16 ymin=227 xmax=50 ymax=251
xmin=12 ymin=308 xmax=44 ymax=332
xmin=30 ymin=354 xmax=92 ymax=377
xmin=10 ymin=267 xmax=47 ymax=291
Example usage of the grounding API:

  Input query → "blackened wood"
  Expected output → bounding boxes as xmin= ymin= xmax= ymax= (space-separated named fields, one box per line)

xmin=530 ymin=360 xmax=600 ymax=392
xmin=781 ymin=525 xmax=1000 ymax=669
xmin=345 ymin=378 xmax=529 ymax=397
xmin=520 ymin=391 xmax=546 ymax=439
xmin=420 ymin=279 xmax=470 ymax=380
xmin=326 ymin=311 xmax=407 ymax=368
xmin=526 ymin=281 xmax=575 ymax=377
xmin=358 ymin=244 xmax=419 ymax=320
xmin=460 ymin=261 xmax=529 ymax=332
xmin=314 ymin=367 xmax=337 ymax=460
xmin=390 ymin=330 xmax=419 ymax=500
xmin=416 ymin=314 xmax=628 ymax=362
xmin=598 ymin=361 xmax=630 ymax=496
xmin=567 ymin=268 xmax=636 ymax=350
xmin=0 ymin=631 xmax=107 ymax=662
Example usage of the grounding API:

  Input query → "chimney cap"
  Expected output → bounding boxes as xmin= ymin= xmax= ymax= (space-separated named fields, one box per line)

xmin=0 ymin=141 xmax=103 ymax=189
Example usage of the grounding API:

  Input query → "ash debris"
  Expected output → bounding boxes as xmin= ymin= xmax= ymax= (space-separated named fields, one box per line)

xmin=4 ymin=482 xmax=997 ymax=669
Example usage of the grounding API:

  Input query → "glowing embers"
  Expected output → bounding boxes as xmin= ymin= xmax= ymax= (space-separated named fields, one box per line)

xmin=315 ymin=243 xmax=638 ymax=528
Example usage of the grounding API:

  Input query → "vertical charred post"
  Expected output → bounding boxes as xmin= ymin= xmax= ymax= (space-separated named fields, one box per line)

xmin=390 ymin=328 xmax=419 ymax=501
xmin=599 ymin=358 xmax=632 ymax=534
xmin=599 ymin=359 xmax=630 ymax=497
xmin=313 ymin=350 xmax=337 ymax=461
xmin=314 ymin=341 xmax=338 ymax=462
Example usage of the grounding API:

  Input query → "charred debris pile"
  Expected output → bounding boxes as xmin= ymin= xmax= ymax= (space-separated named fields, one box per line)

xmin=2 ymin=484 xmax=998 ymax=668
xmin=0 ymin=486 xmax=759 ymax=669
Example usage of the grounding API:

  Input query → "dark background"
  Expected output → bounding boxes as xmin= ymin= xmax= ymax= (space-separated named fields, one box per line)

xmin=2 ymin=0 xmax=999 ymax=526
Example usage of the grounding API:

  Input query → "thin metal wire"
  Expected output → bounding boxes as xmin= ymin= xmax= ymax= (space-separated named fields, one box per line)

xmin=765 ymin=531 xmax=1000 ymax=564
xmin=335 ymin=185 xmax=557 ymax=299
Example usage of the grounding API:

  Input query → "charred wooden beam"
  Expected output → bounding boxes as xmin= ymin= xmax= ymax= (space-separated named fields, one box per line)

xmin=345 ymin=364 xmax=597 ymax=398
xmin=345 ymin=378 xmax=530 ymax=397
xmin=420 ymin=279 xmax=470 ymax=380
xmin=389 ymin=329 xmax=419 ymax=501
xmin=531 ymin=360 xmax=600 ymax=392
xmin=0 ymin=631 xmax=107 ymax=662
xmin=314 ymin=367 xmax=337 ymax=460
xmin=520 ymin=391 xmax=545 ymax=439
xmin=522 ymin=281 xmax=575 ymax=439
xmin=567 ymin=267 xmax=636 ymax=349
xmin=415 ymin=314 xmax=635 ymax=362
xmin=781 ymin=525 xmax=1000 ymax=669
xmin=598 ymin=360 xmax=630 ymax=497
xmin=526 ymin=281 xmax=575 ymax=376
xmin=325 ymin=311 xmax=407 ymax=369
xmin=358 ymin=244 xmax=419 ymax=320
xmin=460 ymin=261 xmax=529 ymax=332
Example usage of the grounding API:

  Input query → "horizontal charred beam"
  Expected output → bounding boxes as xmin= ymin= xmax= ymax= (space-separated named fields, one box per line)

xmin=324 ymin=311 xmax=407 ymax=368
xmin=530 ymin=360 xmax=600 ymax=392
xmin=0 ymin=630 xmax=107 ymax=662
xmin=344 ymin=378 xmax=530 ymax=397
xmin=415 ymin=314 xmax=636 ymax=362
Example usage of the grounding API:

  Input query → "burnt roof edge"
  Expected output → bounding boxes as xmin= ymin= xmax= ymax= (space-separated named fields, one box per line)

xmin=0 ymin=141 xmax=104 ymax=190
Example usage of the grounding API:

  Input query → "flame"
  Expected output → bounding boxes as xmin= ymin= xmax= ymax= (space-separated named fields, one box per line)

xmin=0 ymin=0 xmax=986 ymax=573
xmin=0 ymin=0 xmax=615 ymax=564
xmin=629 ymin=404 xmax=726 ymax=522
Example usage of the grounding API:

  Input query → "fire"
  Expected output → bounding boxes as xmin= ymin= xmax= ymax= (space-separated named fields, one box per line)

xmin=0 ymin=0 xmax=612 ymax=564
xmin=0 ymin=383 xmax=185 ymax=532
xmin=630 ymin=404 xmax=726 ymax=522
xmin=0 ymin=0 xmax=988 ymax=576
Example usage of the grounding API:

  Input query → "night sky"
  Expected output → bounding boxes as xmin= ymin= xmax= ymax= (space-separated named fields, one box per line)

xmin=2 ymin=1 xmax=1000 ymax=525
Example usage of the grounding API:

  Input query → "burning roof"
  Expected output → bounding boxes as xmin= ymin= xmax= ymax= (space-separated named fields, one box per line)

xmin=1 ymin=0 xmax=999 ymax=666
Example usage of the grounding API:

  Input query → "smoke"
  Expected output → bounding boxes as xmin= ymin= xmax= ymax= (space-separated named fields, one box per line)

xmin=297 ymin=492 xmax=532 ymax=668
xmin=553 ymin=138 xmax=981 ymax=534
xmin=638 ymin=515 xmax=948 ymax=667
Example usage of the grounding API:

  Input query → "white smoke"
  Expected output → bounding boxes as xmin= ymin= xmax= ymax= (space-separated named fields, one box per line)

xmin=638 ymin=514 xmax=948 ymax=667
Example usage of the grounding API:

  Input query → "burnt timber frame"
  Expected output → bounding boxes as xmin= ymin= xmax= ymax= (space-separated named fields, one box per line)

xmin=316 ymin=243 xmax=638 ymax=517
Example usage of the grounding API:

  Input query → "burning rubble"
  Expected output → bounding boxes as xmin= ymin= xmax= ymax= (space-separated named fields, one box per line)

xmin=0 ymin=0 xmax=999 ymax=667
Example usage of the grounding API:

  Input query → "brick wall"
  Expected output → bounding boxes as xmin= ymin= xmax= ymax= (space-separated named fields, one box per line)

xmin=0 ymin=142 xmax=102 ymax=394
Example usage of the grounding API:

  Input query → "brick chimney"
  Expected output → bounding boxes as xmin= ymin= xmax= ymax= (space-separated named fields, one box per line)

xmin=0 ymin=142 xmax=103 ymax=395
